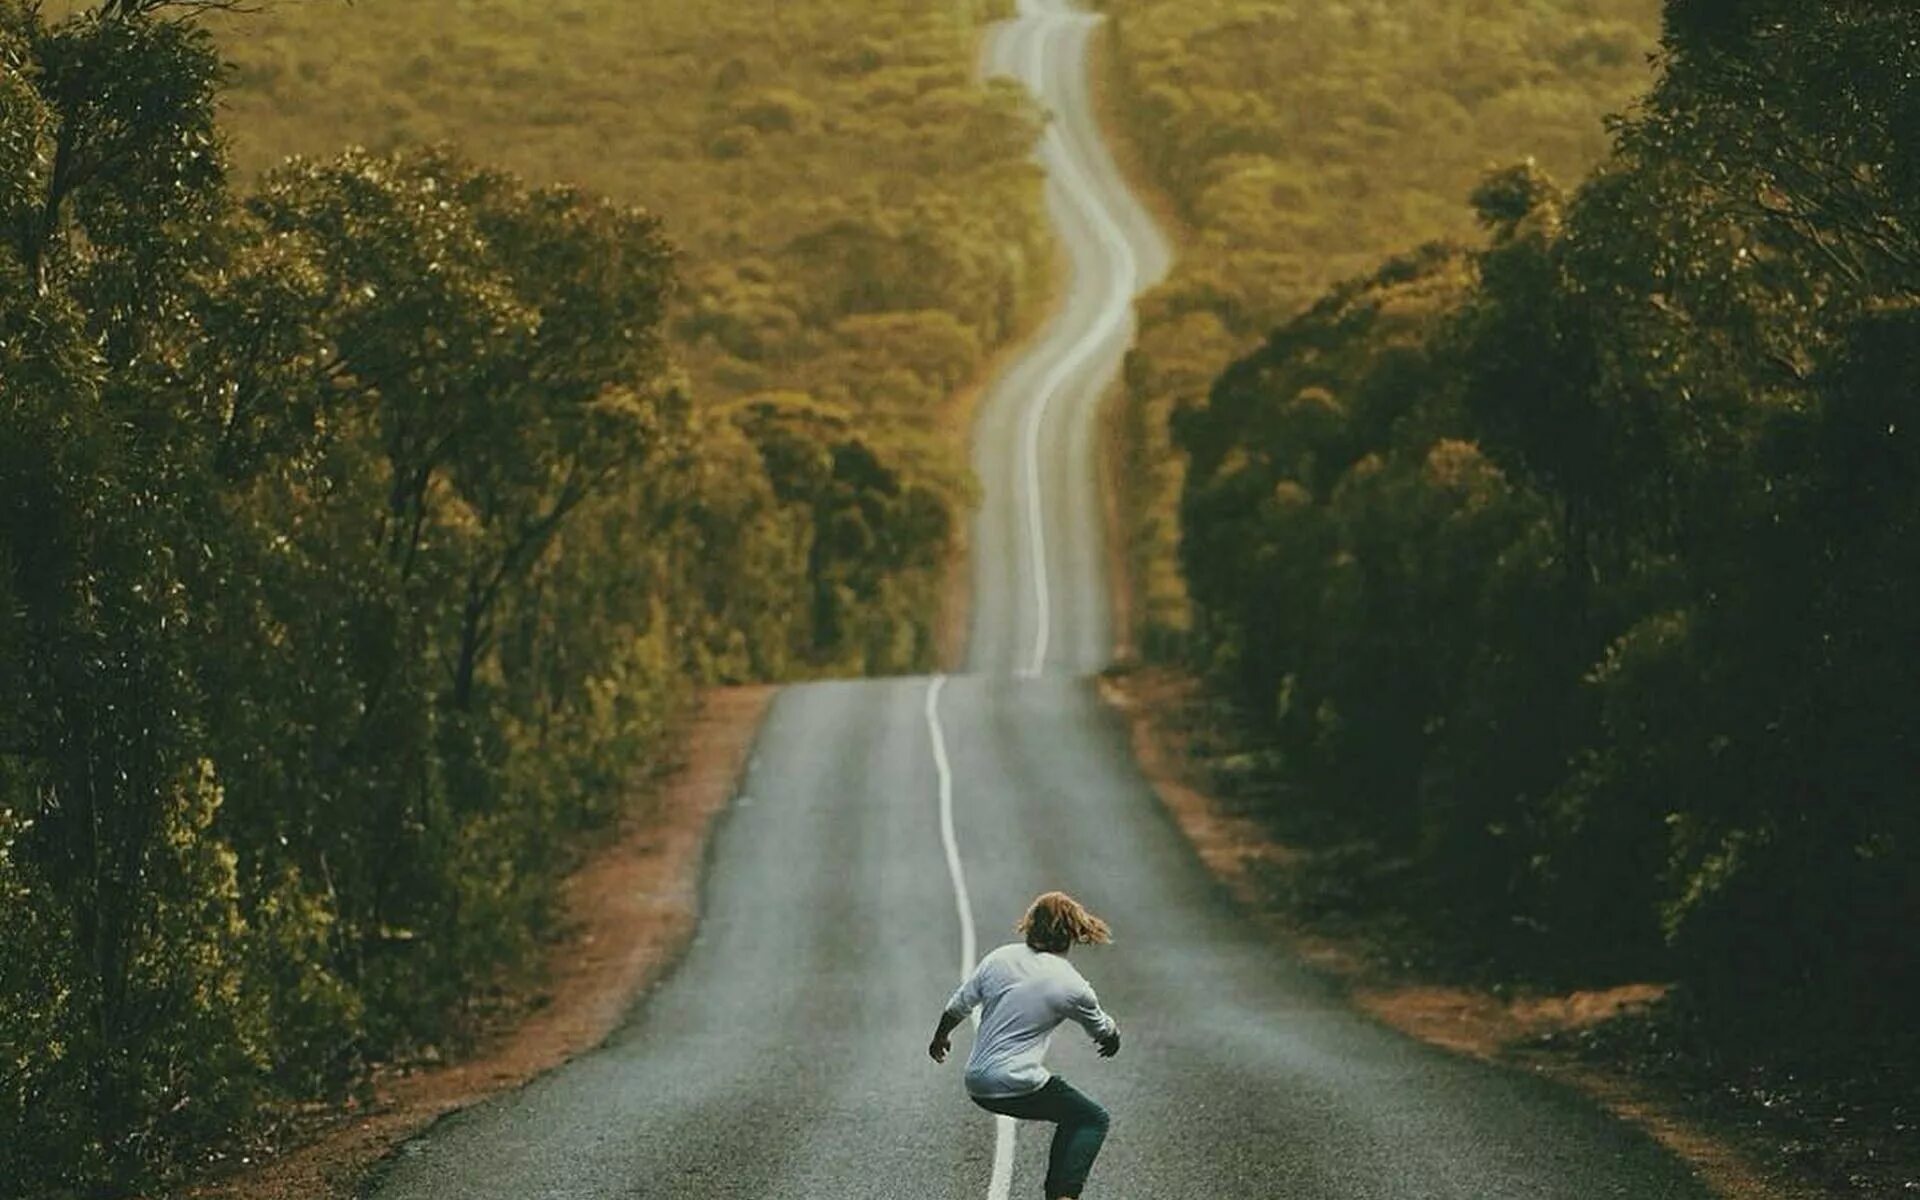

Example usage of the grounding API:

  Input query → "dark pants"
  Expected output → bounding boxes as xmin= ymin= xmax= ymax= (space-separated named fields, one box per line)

xmin=972 ymin=1077 xmax=1111 ymax=1199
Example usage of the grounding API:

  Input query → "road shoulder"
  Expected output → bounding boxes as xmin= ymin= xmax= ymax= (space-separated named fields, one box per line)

xmin=1098 ymin=665 xmax=1823 ymax=1200
xmin=188 ymin=685 xmax=776 ymax=1200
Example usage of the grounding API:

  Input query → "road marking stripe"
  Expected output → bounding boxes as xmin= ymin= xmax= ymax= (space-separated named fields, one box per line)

xmin=926 ymin=676 xmax=1018 ymax=1200
xmin=927 ymin=675 xmax=974 ymax=976
xmin=989 ymin=1109 xmax=1017 ymax=1200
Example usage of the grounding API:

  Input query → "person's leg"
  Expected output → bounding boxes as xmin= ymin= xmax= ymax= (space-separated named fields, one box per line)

xmin=971 ymin=1086 xmax=1052 ymax=1122
xmin=971 ymin=1078 xmax=1112 ymax=1198
xmin=1032 ymin=1078 xmax=1109 ymax=1199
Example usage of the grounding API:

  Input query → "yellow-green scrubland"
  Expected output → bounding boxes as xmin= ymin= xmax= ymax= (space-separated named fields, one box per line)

xmin=209 ymin=0 xmax=1049 ymax=488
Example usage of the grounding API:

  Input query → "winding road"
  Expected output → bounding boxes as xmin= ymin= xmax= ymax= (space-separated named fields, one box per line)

xmin=371 ymin=2 xmax=1712 ymax=1196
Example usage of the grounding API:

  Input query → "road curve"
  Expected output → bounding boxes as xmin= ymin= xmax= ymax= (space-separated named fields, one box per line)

xmin=370 ymin=2 xmax=1713 ymax=1197
xmin=968 ymin=0 xmax=1171 ymax=678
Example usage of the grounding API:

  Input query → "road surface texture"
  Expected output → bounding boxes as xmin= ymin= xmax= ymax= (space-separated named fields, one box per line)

xmin=371 ymin=2 xmax=1712 ymax=1197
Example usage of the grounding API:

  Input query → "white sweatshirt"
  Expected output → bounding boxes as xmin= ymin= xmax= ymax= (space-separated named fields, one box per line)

xmin=944 ymin=942 xmax=1118 ymax=1099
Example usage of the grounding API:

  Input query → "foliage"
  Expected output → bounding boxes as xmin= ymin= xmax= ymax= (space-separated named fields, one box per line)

xmin=204 ymin=0 xmax=1049 ymax=593
xmin=1171 ymin=0 xmax=1920 ymax=1027
xmin=1 ymin=1 xmax=1015 ymax=1192
xmin=1096 ymin=0 xmax=1663 ymax=648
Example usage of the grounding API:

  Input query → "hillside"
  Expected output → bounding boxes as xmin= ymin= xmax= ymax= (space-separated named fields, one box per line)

xmin=1094 ymin=0 xmax=1664 ymax=644
xmin=211 ymin=0 xmax=1051 ymax=533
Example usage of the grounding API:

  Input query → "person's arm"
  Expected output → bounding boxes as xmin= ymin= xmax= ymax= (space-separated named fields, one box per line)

xmin=928 ymin=1008 xmax=966 ymax=1063
xmin=931 ymin=963 xmax=986 ymax=1063
xmin=1065 ymin=982 xmax=1121 ymax=1058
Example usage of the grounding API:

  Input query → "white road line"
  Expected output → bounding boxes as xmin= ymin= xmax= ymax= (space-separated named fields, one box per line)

xmin=988 ymin=1100 xmax=1017 ymax=1199
xmin=1011 ymin=1 xmax=1141 ymax=678
xmin=927 ymin=675 xmax=975 ymax=976
xmin=926 ymin=676 xmax=1019 ymax=1200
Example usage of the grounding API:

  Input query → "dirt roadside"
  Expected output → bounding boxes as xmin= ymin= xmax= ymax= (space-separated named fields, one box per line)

xmin=1079 ymin=17 xmax=1847 ymax=1200
xmin=187 ymin=686 xmax=774 ymax=1200
xmin=1098 ymin=667 xmax=1837 ymax=1200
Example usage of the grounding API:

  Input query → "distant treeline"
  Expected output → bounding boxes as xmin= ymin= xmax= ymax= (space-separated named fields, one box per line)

xmin=1123 ymin=0 xmax=1919 ymax=1027
xmin=0 ymin=2 xmax=1037 ymax=1195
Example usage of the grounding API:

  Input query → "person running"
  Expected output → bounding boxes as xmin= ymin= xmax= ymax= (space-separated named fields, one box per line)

xmin=929 ymin=891 xmax=1121 ymax=1200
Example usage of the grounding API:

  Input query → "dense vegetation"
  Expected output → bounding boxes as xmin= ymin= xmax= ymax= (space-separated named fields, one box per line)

xmin=0 ymin=1 xmax=1041 ymax=1194
xmin=1165 ymin=0 xmax=1919 ymax=1037
xmin=1096 ymin=0 xmax=1663 ymax=647
xmin=207 ymin=0 xmax=1050 ymax=548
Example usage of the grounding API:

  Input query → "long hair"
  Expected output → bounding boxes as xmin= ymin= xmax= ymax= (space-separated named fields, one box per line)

xmin=1017 ymin=891 xmax=1112 ymax=954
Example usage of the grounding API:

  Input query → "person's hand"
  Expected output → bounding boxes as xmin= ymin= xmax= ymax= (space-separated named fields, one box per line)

xmin=929 ymin=1035 xmax=952 ymax=1064
xmin=1096 ymin=1028 xmax=1121 ymax=1059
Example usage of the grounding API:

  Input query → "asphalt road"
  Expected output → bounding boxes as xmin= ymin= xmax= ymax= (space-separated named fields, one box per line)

xmin=371 ymin=2 xmax=1713 ymax=1197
